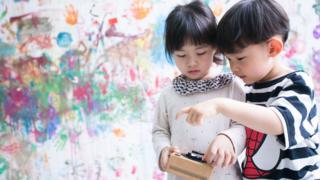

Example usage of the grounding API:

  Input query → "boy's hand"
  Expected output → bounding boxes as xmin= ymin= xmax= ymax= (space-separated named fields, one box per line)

xmin=159 ymin=146 xmax=180 ymax=170
xmin=203 ymin=134 xmax=237 ymax=168
xmin=176 ymin=100 xmax=218 ymax=126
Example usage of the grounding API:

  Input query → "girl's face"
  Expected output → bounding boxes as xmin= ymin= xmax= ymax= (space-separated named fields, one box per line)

xmin=173 ymin=43 xmax=215 ymax=80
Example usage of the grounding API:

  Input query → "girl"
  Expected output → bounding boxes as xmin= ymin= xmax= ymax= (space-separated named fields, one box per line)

xmin=152 ymin=1 xmax=246 ymax=179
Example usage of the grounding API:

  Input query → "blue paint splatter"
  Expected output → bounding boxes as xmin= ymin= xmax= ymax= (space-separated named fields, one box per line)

xmin=14 ymin=0 xmax=29 ymax=2
xmin=150 ymin=16 xmax=173 ymax=66
xmin=0 ymin=41 xmax=16 ymax=57
xmin=57 ymin=32 xmax=73 ymax=48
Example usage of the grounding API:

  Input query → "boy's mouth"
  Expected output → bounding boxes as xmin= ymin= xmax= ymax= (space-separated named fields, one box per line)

xmin=238 ymin=75 xmax=246 ymax=80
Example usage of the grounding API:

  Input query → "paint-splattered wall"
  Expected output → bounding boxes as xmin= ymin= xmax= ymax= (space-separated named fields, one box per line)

xmin=0 ymin=0 xmax=319 ymax=179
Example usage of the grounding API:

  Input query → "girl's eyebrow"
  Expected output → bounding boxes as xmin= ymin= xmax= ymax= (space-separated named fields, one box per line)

xmin=175 ymin=49 xmax=185 ymax=52
xmin=195 ymin=45 xmax=209 ymax=49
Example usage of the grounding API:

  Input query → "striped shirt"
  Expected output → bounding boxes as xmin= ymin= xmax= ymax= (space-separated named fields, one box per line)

xmin=242 ymin=71 xmax=320 ymax=179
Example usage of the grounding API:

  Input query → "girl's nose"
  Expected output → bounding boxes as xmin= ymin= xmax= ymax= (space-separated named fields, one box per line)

xmin=187 ymin=57 xmax=197 ymax=66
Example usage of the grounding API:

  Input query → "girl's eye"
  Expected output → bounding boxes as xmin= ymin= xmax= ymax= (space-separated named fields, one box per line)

xmin=176 ymin=54 xmax=186 ymax=58
xmin=197 ymin=51 xmax=206 ymax=56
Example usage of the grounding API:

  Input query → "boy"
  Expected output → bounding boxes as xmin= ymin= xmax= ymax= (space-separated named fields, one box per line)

xmin=177 ymin=0 xmax=320 ymax=179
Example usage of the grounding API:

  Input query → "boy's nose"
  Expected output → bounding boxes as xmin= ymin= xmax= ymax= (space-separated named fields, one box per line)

xmin=230 ymin=63 xmax=239 ymax=73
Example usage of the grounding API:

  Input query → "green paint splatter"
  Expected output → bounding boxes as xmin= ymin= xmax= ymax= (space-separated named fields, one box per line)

xmin=32 ymin=74 xmax=69 ymax=111
xmin=99 ymin=112 xmax=113 ymax=122
xmin=0 ymin=156 xmax=9 ymax=175
xmin=54 ymin=130 xmax=68 ymax=150
xmin=0 ymin=6 xmax=7 ymax=21
xmin=0 ymin=121 xmax=8 ymax=133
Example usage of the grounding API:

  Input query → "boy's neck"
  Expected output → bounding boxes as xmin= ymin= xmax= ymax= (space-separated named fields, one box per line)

xmin=261 ymin=61 xmax=293 ymax=83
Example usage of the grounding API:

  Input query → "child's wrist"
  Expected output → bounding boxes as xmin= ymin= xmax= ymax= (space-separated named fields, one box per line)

xmin=214 ymin=98 xmax=225 ymax=114
xmin=217 ymin=133 xmax=235 ymax=153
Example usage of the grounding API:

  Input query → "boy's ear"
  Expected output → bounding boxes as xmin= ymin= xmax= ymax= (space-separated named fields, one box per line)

xmin=213 ymin=50 xmax=224 ymax=65
xmin=267 ymin=36 xmax=283 ymax=57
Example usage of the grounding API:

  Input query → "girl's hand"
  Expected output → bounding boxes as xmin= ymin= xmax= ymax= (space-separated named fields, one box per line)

xmin=203 ymin=134 xmax=237 ymax=168
xmin=159 ymin=146 xmax=180 ymax=170
xmin=176 ymin=100 xmax=219 ymax=126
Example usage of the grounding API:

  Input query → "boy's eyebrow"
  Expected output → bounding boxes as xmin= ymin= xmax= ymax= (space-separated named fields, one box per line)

xmin=225 ymin=52 xmax=245 ymax=60
xmin=225 ymin=55 xmax=232 ymax=60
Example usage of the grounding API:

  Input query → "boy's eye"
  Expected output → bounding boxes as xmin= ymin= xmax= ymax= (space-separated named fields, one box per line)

xmin=237 ymin=56 xmax=246 ymax=61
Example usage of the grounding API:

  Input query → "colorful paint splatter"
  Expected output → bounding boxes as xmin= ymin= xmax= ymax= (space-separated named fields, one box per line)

xmin=0 ymin=0 xmax=319 ymax=179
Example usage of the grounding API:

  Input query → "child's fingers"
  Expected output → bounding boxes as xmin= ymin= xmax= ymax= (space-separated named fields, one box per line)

xmin=189 ymin=113 xmax=198 ymax=125
xmin=186 ymin=112 xmax=195 ymax=125
xmin=231 ymin=154 xmax=237 ymax=165
xmin=187 ymin=113 xmax=203 ymax=126
xmin=222 ymin=152 xmax=232 ymax=167
xmin=204 ymin=153 xmax=215 ymax=165
xmin=163 ymin=154 xmax=169 ymax=170
xmin=213 ymin=149 xmax=225 ymax=167
xmin=203 ymin=151 xmax=208 ymax=161
xmin=171 ymin=146 xmax=180 ymax=154
xmin=205 ymin=147 xmax=217 ymax=165
xmin=176 ymin=107 xmax=190 ymax=120
xmin=195 ymin=114 xmax=204 ymax=125
xmin=160 ymin=150 xmax=170 ymax=170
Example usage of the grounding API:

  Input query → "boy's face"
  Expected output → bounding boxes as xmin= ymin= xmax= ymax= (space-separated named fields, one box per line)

xmin=225 ymin=43 xmax=276 ymax=84
xmin=173 ymin=43 xmax=215 ymax=80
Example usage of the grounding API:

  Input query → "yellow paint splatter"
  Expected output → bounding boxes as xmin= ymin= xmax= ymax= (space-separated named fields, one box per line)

xmin=211 ymin=3 xmax=224 ymax=17
xmin=135 ymin=38 xmax=145 ymax=48
xmin=43 ymin=153 xmax=49 ymax=168
xmin=65 ymin=4 xmax=78 ymax=25
xmin=50 ymin=92 xmax=61 ymax=111
xmin=19 ymin=61 xmax=42 ymax=85
xmin=113 ymin=128 xmax=126 ymax=138
xmin=131 ymin=0 xmax=152 ymax=20
xmin=63 ymin=111 xmax=78 ymax=122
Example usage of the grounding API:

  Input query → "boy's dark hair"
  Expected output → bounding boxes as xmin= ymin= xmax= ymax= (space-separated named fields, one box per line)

xmin=164 ymin=0 xmax=217 ymax=59
xmin=216 ymin=0 xmax=290 ymax=53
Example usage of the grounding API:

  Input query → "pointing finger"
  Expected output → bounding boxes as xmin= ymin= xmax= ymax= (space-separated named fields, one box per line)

xmin=176 ymin=107 xmax=190 ymax=120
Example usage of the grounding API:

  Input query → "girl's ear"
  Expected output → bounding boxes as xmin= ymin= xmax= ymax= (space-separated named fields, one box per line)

xmin=267 ymin=36 xmax=283 ymax=57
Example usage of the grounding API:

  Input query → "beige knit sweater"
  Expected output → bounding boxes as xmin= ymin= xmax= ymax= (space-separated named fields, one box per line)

xmin=152 ymin=77 xmax=246 ymax=180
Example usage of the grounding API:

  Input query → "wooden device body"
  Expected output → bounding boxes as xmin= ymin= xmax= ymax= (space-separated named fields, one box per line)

xmin=166 ymin=153 xmax=214 ymax=180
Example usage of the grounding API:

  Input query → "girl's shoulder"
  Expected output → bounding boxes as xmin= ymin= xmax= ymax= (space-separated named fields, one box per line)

xmin=228 ymin=76 xmax=247 ymax=101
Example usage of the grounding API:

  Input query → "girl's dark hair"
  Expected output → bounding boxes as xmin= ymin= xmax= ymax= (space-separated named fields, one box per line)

xmin=216 ymin=0 xmax=290 ymax=53
xmin=164 ymin=0 xmax=217 ymax=60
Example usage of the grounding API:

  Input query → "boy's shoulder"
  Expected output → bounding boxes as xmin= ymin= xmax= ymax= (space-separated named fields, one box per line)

xmin=287 ymin=71 xmax=314 ymax=86
xmin=275 ymin=70 xmax=314 ymax=90
xmin=249 ymin=71 xmax=313 ymax=90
